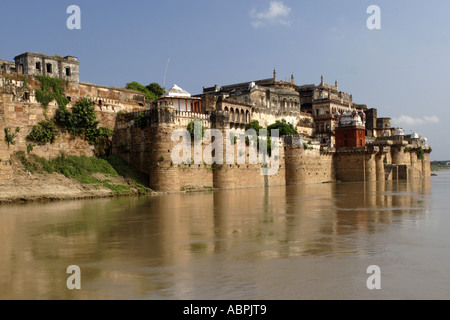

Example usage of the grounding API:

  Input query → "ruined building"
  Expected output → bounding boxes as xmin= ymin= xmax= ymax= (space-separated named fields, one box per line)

xmin=14 ymin=52 xmax=80 ymax=83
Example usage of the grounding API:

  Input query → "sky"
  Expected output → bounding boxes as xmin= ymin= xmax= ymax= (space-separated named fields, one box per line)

xmin=1 ymin=0 xmax=449 ymax=160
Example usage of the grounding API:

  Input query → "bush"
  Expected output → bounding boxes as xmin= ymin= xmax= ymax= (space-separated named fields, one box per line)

xmin=187 ymin=121 xmax=205 ymax=139
xmin=27 ymin=120 xmax=59 ymax=144
xmin=55 ymin=98 xmax=112 ymax=150
xmin=4 ymin=127 xmax=20 ymax=147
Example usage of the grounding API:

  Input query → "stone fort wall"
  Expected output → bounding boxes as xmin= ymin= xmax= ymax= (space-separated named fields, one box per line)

xmin=0 ymin=73 xmax=432 ymax=191
xmin=0 ymin=73 xmax=145 ymax=182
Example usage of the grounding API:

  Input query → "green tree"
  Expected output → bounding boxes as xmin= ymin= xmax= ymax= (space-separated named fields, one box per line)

xmin=146 ymin=83 xmax=165 ymax=97
xmin=267 ymin=119 xmax=298 ymax=136
xmin=125 ymin=81 xmax=165 ymax=101
xmin=54 ymin=98 xmax=113 ymax=150
xmin=245 ymin=120 xmax=263 ymax=135
xmin=67 ymin=98 xmax=99 ymax=136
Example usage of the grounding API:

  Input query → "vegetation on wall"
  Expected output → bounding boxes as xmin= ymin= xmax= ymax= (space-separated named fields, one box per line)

xmin=55 ymin=98 xmax=113 ymax=149
xmin=187 ymin=121 xmax=206 ymax=139
xmin=4 ymin=127 xmax=20 ymax=147
xmin=125 ymin=81 xmax=165 ymax=101
xmin=416 ymin=147 xmax=424 ymax=160
xmin=35 ymin=76 xmax=69 ymax=109
xmin=26 ymin=120 xmax=59 ymax=144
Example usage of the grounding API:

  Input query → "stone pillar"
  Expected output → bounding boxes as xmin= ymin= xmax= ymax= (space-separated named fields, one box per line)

xmin=375 ymin=152 xmax=385 ymax=181
xmin=365 ymin=153 xmax=377 ymax=182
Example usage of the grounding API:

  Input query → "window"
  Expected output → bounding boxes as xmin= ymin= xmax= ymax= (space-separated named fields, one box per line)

xmin=36 ymin=62 xmax=41 ymax=70
xmin=65 ymin=67 xmax=71 ymax=76
xmin=46 ymin=63 xmax=53 ymax=73
xmin=24 ymin=92 xmax=30 ymax=101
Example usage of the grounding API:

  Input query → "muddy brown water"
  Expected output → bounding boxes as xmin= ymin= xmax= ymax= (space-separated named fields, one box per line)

xmin=1 ymin=172 xmax=449 ymax=300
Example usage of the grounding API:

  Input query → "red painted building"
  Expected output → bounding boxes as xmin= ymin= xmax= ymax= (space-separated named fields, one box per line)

xmin=335 ymin=110 xmax=366 ymax=148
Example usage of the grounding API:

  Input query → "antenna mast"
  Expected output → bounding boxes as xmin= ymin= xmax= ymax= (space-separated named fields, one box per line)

xmin=163 ymin=58 xmax=170 ymax=89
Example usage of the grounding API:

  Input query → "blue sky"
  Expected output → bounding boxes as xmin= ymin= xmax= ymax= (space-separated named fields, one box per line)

xmin=1 ymin=0 xmax=449 ymax=160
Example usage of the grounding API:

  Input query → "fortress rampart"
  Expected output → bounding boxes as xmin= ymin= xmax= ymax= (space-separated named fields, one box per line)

xmin=111 ymin=102 xmax=431 ymax=192
xmin=0 ymin=70 xmax=432 ymax=192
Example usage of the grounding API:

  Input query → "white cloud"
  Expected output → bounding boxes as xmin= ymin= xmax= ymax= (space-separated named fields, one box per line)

xmin=250 ymin=1 xmax=291 ymax=28
xmin=392 ymin=115 xmax=440 ymax=127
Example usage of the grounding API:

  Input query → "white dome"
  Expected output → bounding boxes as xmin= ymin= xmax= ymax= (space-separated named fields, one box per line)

xmin=394 ymin=128 xmax=405 ymax=136
xmin=411 ymin=132 xmax=419 ymax=139
xmin=162 ymin=84 xmax=191 ymax=98
xmin=352 ymin=113 xmax=363 ymax=126
xmin=339 ymin=112 xmax=353 ymax=126
xmin=419 ymin=137 xmax=428 ymax=146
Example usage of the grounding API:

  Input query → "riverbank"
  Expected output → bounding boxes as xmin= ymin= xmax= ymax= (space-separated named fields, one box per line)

xmin=0 ymin=153 xmax=155 ymax=205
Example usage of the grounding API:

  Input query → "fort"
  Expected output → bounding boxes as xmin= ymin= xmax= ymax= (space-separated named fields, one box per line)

xmin=0 ymin=52 xmax=431 ymax=193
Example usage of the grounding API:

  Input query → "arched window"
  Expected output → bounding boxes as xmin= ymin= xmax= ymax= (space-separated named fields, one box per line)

xmin=231 ymin=108 xmax=235 ymax=122
xmin=241 ymin=110 xmax=245 ymax=124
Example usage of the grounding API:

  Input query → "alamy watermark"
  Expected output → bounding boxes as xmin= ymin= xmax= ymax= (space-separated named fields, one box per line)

xmin=367 ymin=5 xmax=381 ymax=30
xmin=66 ymin=265 xmax=81 ymax=290
xmin=171 ymin=122 xmax=280 ymax=176
xmin=366 ymin=265 xmax=381 ymax=290
xmin=67 ymin=5 xmax=81 ymax=30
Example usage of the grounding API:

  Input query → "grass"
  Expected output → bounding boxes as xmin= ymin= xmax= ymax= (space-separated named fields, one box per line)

xmin=102 ymin=155 xmax=149 ymax=187
xmin=14 ymin=152 xmax=151 ymax=195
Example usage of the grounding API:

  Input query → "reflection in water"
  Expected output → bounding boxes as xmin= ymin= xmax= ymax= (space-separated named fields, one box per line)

xmin=0 ymin=176 xmax=441 ymax=299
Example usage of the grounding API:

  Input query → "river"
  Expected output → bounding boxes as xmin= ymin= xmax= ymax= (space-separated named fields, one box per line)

xmin=1 ymin=172 xmax=450 ymax=300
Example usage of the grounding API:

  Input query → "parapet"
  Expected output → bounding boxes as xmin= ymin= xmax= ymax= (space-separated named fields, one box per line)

xmin=284 ymin=135 xmax=304 ymax=148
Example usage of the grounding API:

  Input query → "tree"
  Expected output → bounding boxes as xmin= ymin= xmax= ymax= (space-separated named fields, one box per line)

xmin=146 ymin=83 xmax=165 ymax=98
xmin=245 ymin=120 xmax=263 ymax=135
xmin=125 ymin=81 xmax=165 ymax=101
xmin=267 ymin=119 xmax=298 ymax=136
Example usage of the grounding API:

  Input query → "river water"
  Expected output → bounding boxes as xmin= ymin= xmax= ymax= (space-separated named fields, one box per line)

xmin=1 ymin=171 xmax=450 ymax=300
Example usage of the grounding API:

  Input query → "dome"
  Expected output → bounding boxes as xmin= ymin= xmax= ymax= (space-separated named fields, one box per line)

xmin=411 ymin=132 xmax=419 ymax=139
xmin=394 ymin=128 xmax=405 ymax=136
xmin=419 ymin=137 xmax=428 ymax=146
xmin=359 ymin=111 xmax=366 ymax=121
xmin=339 ymin=111 xmax=353 ymax=126
xmin=352 ymin=113 xmax=363 ymax=126
xmin=162 ymin=84 xmax=191 ymax=98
